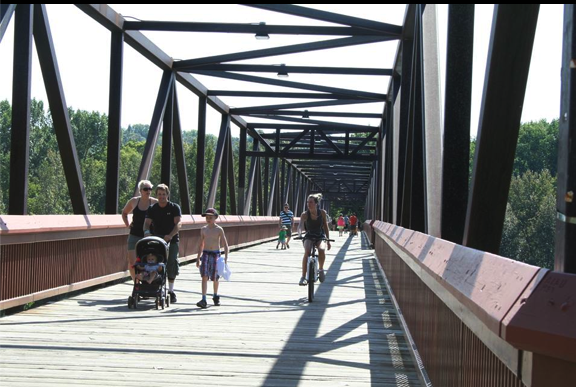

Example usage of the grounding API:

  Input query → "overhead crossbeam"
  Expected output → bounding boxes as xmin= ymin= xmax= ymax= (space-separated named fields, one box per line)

xmin=188 ymin=71 xmax=387 ymax=101
xmin=174 ymin=35 xmax=394 ymax=68
xmin=243 ymin=4 xmax=402 ymax=35
xmin=123 ymin=20 xmax=398 ymax=37
xmin=188 ymin=64 xmax=393 ymax=76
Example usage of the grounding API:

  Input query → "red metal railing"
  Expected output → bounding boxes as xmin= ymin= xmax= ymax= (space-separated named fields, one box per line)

xmin=366 ymin=220 xmax=576 ymax=387
xmin=0 ymin=215 xmax=297 ymax=310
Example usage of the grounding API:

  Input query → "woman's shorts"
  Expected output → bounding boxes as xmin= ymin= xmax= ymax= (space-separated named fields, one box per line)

xmin=127 ymin=234 xmax=142 ymax=250
xmin=304 ymin=238 xmax=326 ymax=251
xmin=338 ymin=226 xmax=344 ymax=231
xmin=199 ymin=250 xmax=220 ymax=281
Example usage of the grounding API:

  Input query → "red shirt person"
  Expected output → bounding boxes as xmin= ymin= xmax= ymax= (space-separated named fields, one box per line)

xmin=349 ymin=214 xmax=358 ymax=236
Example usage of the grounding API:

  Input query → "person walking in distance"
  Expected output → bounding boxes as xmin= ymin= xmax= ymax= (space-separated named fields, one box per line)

xmin=279 ymin=203 xmax=294 ymax=248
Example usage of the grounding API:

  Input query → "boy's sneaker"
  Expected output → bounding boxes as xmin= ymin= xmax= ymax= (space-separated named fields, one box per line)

xmin=196 ymin=299 xmax=208 ymax=309
xmin=276 ymin=244 xmax=279 ymax=249
xmin=286 ymin=243 xmax=290 ymax=249
xmin=299 ymin=277 xmax=307 ymax=286
xmin=319 ymin=270 xmax=326 ymax=283
xmin=213 ymin=296 xmax=221 ymax=306
xmin=169 ymin=291 xmax=177 ymax=303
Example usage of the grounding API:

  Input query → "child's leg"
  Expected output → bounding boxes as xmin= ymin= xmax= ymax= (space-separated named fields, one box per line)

xmin=201 ymin=276 xmax=208 ymax=296
xmin=213 ymin=278 xmax=219 ymax=296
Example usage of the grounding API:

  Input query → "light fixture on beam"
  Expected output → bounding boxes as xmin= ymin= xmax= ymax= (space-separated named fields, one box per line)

xmin=277 ymin=63 xmax=289 ymax=78
xmin=255 ymin=22 xmax=269 ymax=40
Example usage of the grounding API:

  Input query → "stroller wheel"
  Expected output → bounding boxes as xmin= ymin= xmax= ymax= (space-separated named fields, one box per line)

xmin=133 ymin=296 xmax=138 ymax=309
xmin=127 ymin=296 xmax=133 ymax=309
xmin=160 ymin=298 xmax=165 ymax=310
xmin=155 ymin=298 xmax=159 ymax=310
xmin=166 ymin=294 xmax=170 ymax=308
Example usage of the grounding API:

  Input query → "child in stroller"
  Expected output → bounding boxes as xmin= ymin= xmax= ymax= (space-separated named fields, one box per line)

xmin=136 ymin=253 xmax=164 ymax=284
xmin=127 ymin=236 xmax=169 ymax=310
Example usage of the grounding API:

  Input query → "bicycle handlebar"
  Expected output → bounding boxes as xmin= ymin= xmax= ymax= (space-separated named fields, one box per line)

xmin=294 ymin=236 xmax=334 ymax=242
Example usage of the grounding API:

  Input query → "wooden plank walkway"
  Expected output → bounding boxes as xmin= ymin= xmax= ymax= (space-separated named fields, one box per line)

xmin=0 ymin=232 xmax=422 ymax=386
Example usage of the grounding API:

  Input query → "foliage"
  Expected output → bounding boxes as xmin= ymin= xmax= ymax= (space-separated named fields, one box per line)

xmin=496 ymin=120 xmax=558 ymax=269
xmin=513 ymin=119 xmax=559 ymax=177
xmin=0 ymin=99 xmax=243 ymax=215
xmin=500 ymin=169 xmax=556 ymax=269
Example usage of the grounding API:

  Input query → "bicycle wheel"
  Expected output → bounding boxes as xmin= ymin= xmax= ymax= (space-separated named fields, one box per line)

xmin=308 ymin=260 xmax=315 ymax=302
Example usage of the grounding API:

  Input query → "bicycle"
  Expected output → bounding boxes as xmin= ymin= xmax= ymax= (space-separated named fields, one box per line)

xmin=295 ymin=235 xmax=334 ymax=302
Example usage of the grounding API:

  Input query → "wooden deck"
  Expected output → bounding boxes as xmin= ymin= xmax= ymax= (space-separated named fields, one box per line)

xmin=0 ymin=232 xmax=422 ymax=386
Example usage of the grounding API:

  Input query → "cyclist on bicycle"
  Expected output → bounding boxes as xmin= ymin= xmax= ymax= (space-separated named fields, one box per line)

xmin=297 ymin=193 xmax=331 ymax=286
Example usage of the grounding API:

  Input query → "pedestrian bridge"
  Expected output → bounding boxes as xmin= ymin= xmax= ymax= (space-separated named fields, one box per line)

xmin=2 ymin=4 xmax=576 ymax=386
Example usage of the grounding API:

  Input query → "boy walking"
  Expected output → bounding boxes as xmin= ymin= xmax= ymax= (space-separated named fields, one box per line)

xmin=196 ymin=208 xmax=229 ymax=308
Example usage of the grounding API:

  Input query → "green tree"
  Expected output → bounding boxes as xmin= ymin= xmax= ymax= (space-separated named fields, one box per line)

xmin=513 ymin=119 xmax=559 ymax=177
xmin=118 ymin=140 xmax=145 ymax=210
xmin=500 ymin=169 xmax=556 ymax=269
xmin=0 ymin=100 xmax=11 ymax=213
xmin=28 ymin=148 xmax=72 ymax=214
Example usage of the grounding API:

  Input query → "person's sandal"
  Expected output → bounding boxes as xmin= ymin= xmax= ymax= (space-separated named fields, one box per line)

xmin=319 ymin=270 xmax=326 ymax=283
xmin=299 ymin=277 xmax=307 ymax=286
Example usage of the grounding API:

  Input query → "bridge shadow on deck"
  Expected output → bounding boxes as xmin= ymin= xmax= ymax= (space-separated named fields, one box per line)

xmin=261 ymin=233 xmax=419 ymax=387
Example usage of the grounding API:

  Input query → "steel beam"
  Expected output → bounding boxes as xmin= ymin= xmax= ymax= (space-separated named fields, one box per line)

xmin=0 ymin=4 xmax=16 ymax=43
xmin=441 ymin=4 xmax=474 ymax=243
xmin=34 ymin=4 xmax=88 ymax=214
xmin=161 ymin=80 xmax=174 ymax=186
xmin=134 ymin=70 xmax=173 ymax=196
xmin=238 ymin=127 xmax=247 ymax=214
xmin=105 ymin=30 xmax=123 ymax=214
xmin=207 ymin=114 xmax=230 ymax=209
xmin=463 ymin=4 xmax=539 ymax=253
xmin=8 ymin=4 xmax=33 ymax=215
xmin=555 ymin=4 xmax=576 ymax=273
xmin=174 ymin=35 xmax=392 ymax=68
xmin=244 ymin=4 xmax=402 ymax=35
xmin=123 ymin=20 xmax=396 ymax=37
xmin=190 ymin=64 xmax=392 ymax=75
xmin=172 ymin=88 xmax=191 ymax=214
xmin=192 ymin=71 xmax=386 ymax=101
xmin=194 ymin=96 xmax=207 ymax=214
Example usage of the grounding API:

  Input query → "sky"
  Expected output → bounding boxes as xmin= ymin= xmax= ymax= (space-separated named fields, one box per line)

xmin=0 ymin=4 xmax=565 ymax=140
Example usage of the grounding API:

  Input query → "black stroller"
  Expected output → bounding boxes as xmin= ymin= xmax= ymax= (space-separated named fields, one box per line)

xmin=127 ymin=236 xmax=169 ymax=310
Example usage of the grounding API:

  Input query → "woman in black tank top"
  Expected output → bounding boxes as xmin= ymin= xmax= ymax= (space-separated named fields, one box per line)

xmin=121 ymin=180 xmax=158 ymax=281
xmin=297 ymin=194 xmax=331 ymax=286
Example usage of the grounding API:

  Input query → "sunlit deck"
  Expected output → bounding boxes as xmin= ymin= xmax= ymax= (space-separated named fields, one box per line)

xmin=0 ymin=232 xmax=422 ymax=386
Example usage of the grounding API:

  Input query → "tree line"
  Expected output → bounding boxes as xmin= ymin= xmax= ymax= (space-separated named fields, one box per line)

xmin=0 ymin=99 xmax=239 ymax=215
xmin=0 ymin=100 xmax=559 ymax=268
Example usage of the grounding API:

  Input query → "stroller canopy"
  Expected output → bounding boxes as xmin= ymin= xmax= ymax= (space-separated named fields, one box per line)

xmin=135 ymin=236 xmax=169 ymax=263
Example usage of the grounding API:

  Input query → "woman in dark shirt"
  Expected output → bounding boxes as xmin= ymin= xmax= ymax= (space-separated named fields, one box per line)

xmin=121 ymin=180 xmax=158 ymax=282
xmin=297 ymin=194 xmax=331 ymax=286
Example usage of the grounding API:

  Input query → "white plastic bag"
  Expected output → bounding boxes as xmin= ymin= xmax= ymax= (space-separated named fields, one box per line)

xmin=217 ymin=256 xmax=232 ymax=281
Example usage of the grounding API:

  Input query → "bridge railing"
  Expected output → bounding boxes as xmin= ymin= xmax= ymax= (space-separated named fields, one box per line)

xmin=365 ymin=220 xmax=576 ymax=387
xmin=0 ymin=215 xmax=298 ymax=311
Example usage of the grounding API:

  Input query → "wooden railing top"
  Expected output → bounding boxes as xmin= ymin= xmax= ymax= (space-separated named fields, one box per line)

xmin=367 ymin=220 xmax=576 ymax=365
xmin=0 ymin=215 xmax=289 ymax=245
